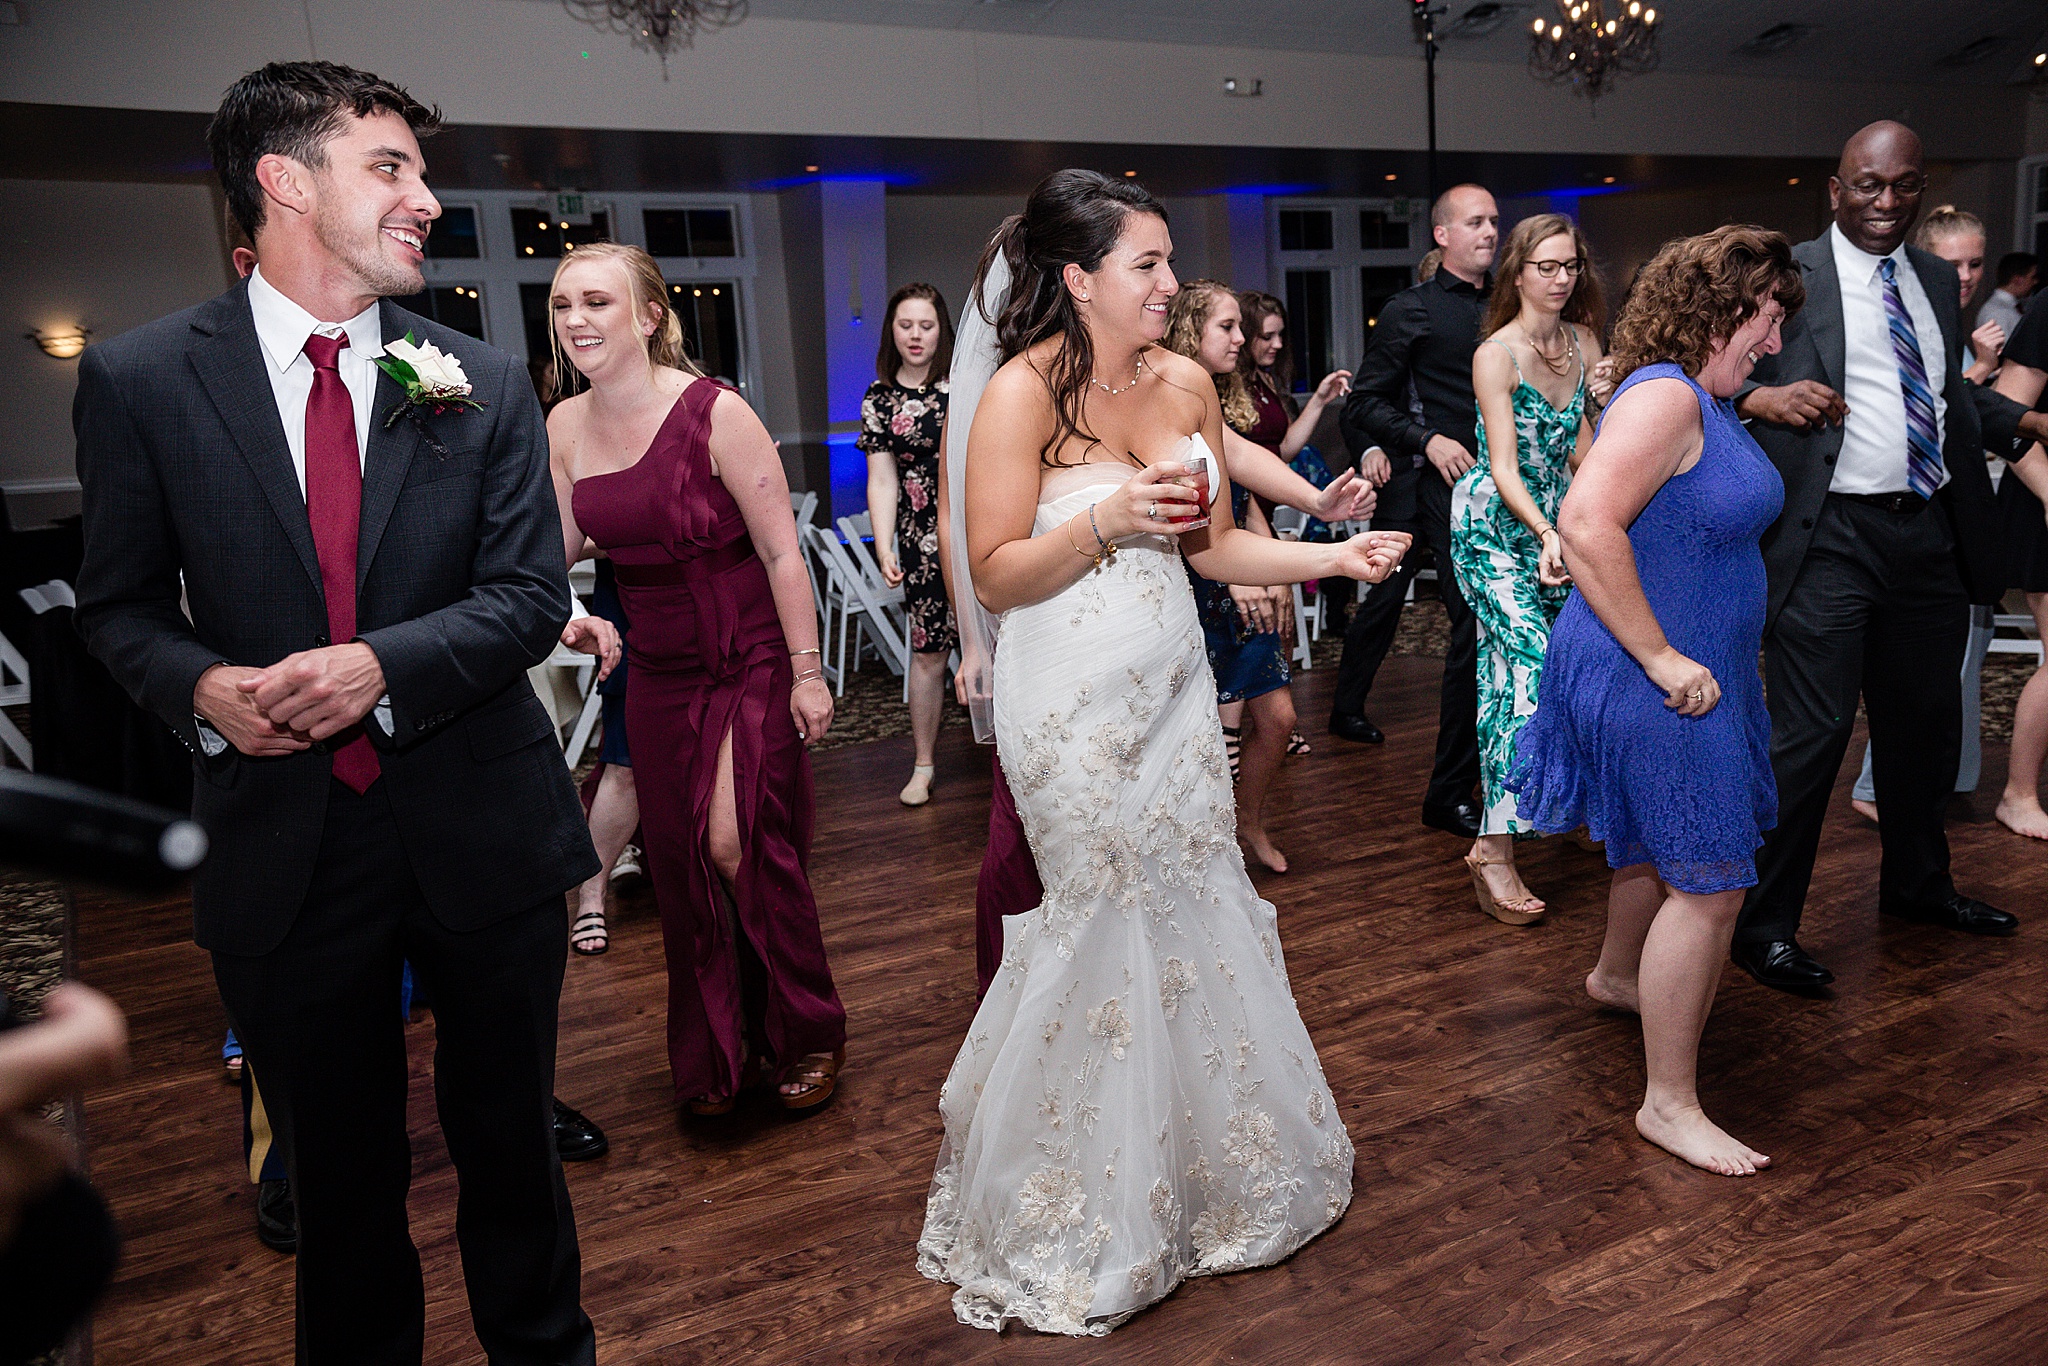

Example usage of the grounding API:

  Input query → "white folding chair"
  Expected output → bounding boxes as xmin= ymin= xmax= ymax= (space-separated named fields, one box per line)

xmin=807 ymin=522 xmax=908 ymax=695
xmin=1990 ymin=611 xmax=2045 ymax=665
xmin=798 ymin=522 xmax=853 ymax=690
xmin=789 ymin=489 xmax=818 ymax=528
xmin=833 ymin=513 xmax=912 ymax=686
xmin=1268 ymin=506 xmax=1316 ymax=669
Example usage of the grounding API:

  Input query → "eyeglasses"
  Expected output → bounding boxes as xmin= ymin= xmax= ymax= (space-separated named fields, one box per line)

xmin=1525 ymin=258 xmax=1587 ymax=278
xmin=1842 ymin=174 xmax=1927 ymax=201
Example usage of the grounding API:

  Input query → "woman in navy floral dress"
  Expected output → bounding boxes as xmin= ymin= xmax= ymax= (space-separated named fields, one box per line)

xmin=861 ymin=284 xmax=960 ymax=805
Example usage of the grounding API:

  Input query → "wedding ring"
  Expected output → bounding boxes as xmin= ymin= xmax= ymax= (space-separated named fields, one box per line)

xmin=1148 ymin=502 xmax=1159 ymax=520
xmin=1688 ymin=690 xmax=1703 ymax=700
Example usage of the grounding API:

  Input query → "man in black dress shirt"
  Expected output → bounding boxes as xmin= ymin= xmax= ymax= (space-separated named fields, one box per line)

xmin=1332 ymin=183 xmax=1497 ymax=837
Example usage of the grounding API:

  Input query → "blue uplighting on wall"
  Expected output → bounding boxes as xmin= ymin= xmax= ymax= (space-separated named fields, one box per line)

xmin=827 ymin=431 xmax=867 ymax=523
xmin=746 ymin=170 xmax=924 ymax=191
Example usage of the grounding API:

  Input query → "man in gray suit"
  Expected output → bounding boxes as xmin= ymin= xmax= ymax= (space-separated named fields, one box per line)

xmin=1730 ymin=121 xmax=2048 ymax=992
xmin=74 ymin=62 xmax=617 ymax=1363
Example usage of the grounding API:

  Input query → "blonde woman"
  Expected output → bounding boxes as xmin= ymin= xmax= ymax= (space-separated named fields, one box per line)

xmin=546 ymin=243 xmax=847 ymax=1117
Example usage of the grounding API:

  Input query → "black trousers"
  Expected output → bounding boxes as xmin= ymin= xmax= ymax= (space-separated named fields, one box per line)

xmin=212 ymin=781 xmax=593 ymax=1366
xmin=1737 ymin=495 xmax=1968 ymax=945
xmin=1329 ymin=463 xmax=1481 ymax=809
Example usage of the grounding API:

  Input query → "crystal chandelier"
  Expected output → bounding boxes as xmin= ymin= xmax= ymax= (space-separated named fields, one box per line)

xmin=563 ymin=1 xmax=749 ymax=78
xmin=1529 ymin=1 xmax=1661 ymax=102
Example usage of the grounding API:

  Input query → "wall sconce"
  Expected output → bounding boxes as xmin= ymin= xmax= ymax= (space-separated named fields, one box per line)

xmin=28 ymin=327 xmax=91 ymax=359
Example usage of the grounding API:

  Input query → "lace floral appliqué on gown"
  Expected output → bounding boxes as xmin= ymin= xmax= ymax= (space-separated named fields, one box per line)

xmin=916 ymin=438 xmax=1354 ymax=1336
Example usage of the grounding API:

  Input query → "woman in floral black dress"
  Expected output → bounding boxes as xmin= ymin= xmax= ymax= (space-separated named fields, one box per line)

xmin=861 ymin=284 xmax=960 ymax=805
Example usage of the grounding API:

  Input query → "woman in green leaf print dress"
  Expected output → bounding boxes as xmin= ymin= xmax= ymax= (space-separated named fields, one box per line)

xmin=1449 ymin=213 xmax=1609 ymax=925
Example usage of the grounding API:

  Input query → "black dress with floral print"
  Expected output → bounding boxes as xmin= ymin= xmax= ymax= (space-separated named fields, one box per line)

xmin=857 ymin=377 xmax=958 ymax=655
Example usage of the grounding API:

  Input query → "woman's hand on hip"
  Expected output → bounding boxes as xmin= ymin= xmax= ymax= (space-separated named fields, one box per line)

xmin=1646 ymin=648 xmax=1720 ymax=716
xmin=791 ymin=677 xmax=834 ymax=745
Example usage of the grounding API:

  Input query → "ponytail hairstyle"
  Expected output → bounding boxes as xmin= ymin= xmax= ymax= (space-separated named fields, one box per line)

xmin=875 ymin=282 xmax=955 ymax=384
xmin=1914 ymin=204 xmax=1984 ymax=252
xmin=1163 ymin=279 xmax=1257 ymax=433
xmin=1236 ymin=289 xmax=1292 ymax=398
xmin=543 ymin=240 xmax=702 ymax=402
xmin=969 ymin=168 xmax=1169 ymax=465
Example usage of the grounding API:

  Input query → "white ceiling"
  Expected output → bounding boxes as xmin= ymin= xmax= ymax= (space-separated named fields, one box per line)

xmin=741 ymin=0 xmax=2048 ymax=87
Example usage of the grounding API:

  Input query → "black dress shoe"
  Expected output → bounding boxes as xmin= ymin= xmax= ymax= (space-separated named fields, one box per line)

xmin=553 ymin=1097 xmax=609 ymax=1161
xmin=1327 ymin=712 xmax=1384 ymax=745
xmin=1420 ymin=800 xmax=1481 ymax=838
xmin=1881 ymin=893 xmax=2018 ymax=937
xmin=1732 ymin=939 xmax=1835 ymax=991
xmin=255 ymin=1177 xmax=297 ymax=1254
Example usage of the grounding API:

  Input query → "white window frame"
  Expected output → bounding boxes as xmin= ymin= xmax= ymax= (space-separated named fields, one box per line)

xmin=418 ymin=191 xmax=762 ymax=400
xmin=2018 ymin=155 xmax=2048 ymax=267
xmin=1269 ymin=198 xmax=1429 ymax=378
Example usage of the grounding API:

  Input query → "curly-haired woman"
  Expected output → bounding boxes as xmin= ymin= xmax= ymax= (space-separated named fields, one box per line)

xmin=1510 ymin=225 xmax=1805 ymax=1177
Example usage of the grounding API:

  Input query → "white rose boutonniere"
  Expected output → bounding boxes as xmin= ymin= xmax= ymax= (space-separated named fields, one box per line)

xmin=374 ymin=334 xmax=485 ymax=451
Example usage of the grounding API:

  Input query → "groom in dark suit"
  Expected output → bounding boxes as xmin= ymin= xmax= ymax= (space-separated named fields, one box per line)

xmin=75 ymin=62 xmax=615 ymax=1363
xmin=1731 ymin=121 xmax=2047 ymax=992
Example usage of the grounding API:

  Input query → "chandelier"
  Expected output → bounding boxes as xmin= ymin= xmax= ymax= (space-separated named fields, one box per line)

xmin=563 ymin=1 xmax=749 ymax=78
xmin=1529 ymin=1 xmax=1661 ymax=102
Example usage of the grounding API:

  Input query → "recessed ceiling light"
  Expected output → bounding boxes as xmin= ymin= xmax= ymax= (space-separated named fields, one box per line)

xmin=805 ymin=164 xmax=819 ymax=172
xmin=1125 ymin=170 xmax=1138 ymax=177
xmin=1788 ymin=176 xmax=1800 ymax=185
xmin=1603 ymin=175 xmax=1615 ymax=183
xmin=1384 ymin=173 xmax=1398 ymax=181
xmin=2036 ymin=51 xmax=2046 ymax=66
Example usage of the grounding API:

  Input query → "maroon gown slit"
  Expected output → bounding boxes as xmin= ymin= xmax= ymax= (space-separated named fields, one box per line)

xmin=572 ymin=378 xmax=846 ymax=1103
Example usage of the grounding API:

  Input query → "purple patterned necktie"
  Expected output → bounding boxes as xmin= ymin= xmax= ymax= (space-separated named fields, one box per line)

xmin=1879 ymin=257 xmax=1943 ymax=498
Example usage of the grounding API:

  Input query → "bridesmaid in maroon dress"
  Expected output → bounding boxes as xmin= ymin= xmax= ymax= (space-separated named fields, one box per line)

xmin=545 ymin=243 xmax=847 ymax=1115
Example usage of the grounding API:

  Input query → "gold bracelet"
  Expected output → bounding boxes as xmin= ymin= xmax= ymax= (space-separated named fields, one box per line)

xmin=791 ymin=647 xmax=822 ymax=657
xmin=1066 ymin=511 xmax=1096 ymax=557
xmin=791 ymin=668 xmax=824 ymax=689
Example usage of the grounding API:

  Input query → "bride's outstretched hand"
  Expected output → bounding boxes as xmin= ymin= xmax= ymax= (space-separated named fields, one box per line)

xmin=1095 ymin=460 xmax=1204 ymax=540
xmin=1311 ymin=469 xmax=1376 ymax=523
xmin=1330 ymin=529 xmax=1412 ymax=584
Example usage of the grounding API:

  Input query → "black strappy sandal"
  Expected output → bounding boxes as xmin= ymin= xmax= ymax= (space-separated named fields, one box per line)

xmin=1222 ymin=724 xmax=1243 ymax=782
xmin=570 ymin=903 xmax=608 ymax=956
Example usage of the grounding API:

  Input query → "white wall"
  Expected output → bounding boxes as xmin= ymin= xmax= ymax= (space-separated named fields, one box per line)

xmin=0 ymin=179 xmax=231 ymax=496
xmin=0 ymin=1 xmax=2029 ymax=162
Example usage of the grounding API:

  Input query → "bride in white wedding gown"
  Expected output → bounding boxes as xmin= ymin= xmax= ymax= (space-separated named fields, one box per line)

xmin=916 ymin=170 xmax=1412 ymax=1336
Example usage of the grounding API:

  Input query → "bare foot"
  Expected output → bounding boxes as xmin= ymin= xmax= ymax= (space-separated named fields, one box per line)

xmin=1635 ymin=1100 xmax=1771 ymax=1177
xmin=1994 ymin=796 xmax=2048 ymax=841
xmin=1584 ymin=968 xmax=1639 ymax=1014
xmin=1850 ymin=798 xmax=1879 ymax=825
xmin=1244 ymin=828 xmax=1289 ymax=874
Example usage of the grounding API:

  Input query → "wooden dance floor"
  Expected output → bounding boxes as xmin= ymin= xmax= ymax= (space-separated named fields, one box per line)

xmin=74 ymin=655 xmax=2048 ymax=1363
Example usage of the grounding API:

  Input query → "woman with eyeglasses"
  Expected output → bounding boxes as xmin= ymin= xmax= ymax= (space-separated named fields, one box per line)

xmin=1448 ymin=213 xmax=1606 ymax=924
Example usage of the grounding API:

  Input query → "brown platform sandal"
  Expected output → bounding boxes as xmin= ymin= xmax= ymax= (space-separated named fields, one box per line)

xmin=1463 ymin=853 xmax=1546 ymax=926
xmin=778 ymin=1048 xmax=846 ymax=1113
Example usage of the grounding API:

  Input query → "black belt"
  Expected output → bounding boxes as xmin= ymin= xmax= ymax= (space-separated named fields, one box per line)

xmin=1834 ymin=491 xmax=1928 ymax=516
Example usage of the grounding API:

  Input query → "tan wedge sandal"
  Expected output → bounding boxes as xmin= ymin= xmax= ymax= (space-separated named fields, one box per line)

xmin=778 ymin=1047 xmax=846 ymax=1113
xmin=1463 ymin=853 xmax=1546 ymax=926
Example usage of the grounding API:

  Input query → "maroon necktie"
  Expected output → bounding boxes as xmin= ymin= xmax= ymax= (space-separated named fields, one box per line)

xmin=302 ymin=333 xmax=380 ymax=794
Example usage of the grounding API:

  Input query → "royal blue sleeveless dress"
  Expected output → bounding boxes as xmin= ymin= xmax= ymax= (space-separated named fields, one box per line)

xmin=1507 ymin=363 xmax=1781 ymax=894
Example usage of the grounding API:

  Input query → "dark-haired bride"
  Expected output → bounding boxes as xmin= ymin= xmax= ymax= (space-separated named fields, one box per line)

xmin=916 ymin=169 xmax=1411 ymax=1335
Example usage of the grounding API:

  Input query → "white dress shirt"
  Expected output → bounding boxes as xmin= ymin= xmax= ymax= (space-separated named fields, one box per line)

xmin=197 ymin=269 xmax=391 ymax=755
xmin=1828 ymin=223 xmax=1949 ymax=495
xmin=1978 ymin=287 xmax=2023 ymax=347
xmin=246 ymin=264 xmax=384 ymax=492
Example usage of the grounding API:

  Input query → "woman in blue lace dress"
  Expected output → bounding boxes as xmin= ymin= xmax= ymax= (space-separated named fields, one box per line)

xmin=1510 ymin=226 xmax=1803 ymax=1178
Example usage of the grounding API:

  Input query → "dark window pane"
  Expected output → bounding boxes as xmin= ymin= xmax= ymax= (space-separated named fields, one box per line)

xmin=1278 ymin=209 xmax=1333 ymax=253
xmin=510 ymin=208 xmax=613 ymax=259
xmin=686 ymin=208 xmax=736 ymax=257
xmin=2037 ymin=164 xmax=2048 ymax=214
xmin=1359 ymin=209 xmax=1410 ymax=251
xmin=1360 ymin=266 xmax=1414 ymax=348
xmin=390 ymin=285 xmax=486 ymax=341
xmin=665 ymin=279 xmax=742 ymax=383
xmin=1283 ymin=269 xmax=1332 ymax=395
xmin=643 ymin=209 xmax=692 ymax=257
xmin=425 ymin=206 xmax=480 ymax=259
xmin=521 ymin=281 xmax=556 ymax=367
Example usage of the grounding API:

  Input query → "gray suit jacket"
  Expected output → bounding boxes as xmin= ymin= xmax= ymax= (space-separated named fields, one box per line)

xmin=74 ymin=280 xmax=598 ymax=955
xmin=1741 ymin=235 xmax=2032 ymax=628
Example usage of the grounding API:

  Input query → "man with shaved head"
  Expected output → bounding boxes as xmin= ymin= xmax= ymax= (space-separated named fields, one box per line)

xmin=1332 ymin=182 xmax=1498 ymax=841
xmin=1732 ymin=120 xmax=2048 ymax=992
